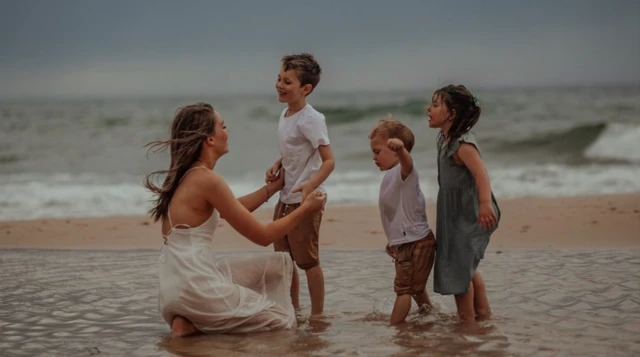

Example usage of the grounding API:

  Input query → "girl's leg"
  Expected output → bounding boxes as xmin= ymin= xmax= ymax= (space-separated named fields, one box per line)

xmin=472 ymin=271 xmax=491 ymax=319
xmin=454 ymin=282 xmax=475 ymax=323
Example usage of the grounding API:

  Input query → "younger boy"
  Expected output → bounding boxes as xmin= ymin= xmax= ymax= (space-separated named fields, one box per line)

xmin=369 ymin=118 xmax=435 ymax=325
xmin=265 ymin=53 xmax=335 ymax=317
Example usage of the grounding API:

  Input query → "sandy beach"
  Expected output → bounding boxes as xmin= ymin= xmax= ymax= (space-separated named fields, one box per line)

xmin=1 ymin=194 xmax=639 ymax=251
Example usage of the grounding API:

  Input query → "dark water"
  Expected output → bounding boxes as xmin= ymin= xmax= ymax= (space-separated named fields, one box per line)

xmin=1 ymin=248 xmax=639 ymax=357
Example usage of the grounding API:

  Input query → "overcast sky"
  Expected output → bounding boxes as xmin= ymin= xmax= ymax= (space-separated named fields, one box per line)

xmin=1 ymin=0 xmax=639 ymax=99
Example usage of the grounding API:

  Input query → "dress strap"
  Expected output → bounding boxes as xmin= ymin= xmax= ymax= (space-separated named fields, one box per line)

xmin=178 ymin=165 xmax=208 ymax=183
xmin=167 ymin=210 xmax=174 ymax=229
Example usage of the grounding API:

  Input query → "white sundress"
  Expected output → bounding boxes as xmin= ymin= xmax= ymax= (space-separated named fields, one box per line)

xmin=157 ymin=179 xmax=296 ymax=333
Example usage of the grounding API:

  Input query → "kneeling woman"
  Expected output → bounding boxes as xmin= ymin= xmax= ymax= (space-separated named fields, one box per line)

xmin=144 ymin=103 xmax=325 ymax=336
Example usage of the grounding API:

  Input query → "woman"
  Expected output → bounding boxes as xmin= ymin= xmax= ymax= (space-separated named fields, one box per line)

xmin=144 ymin=103 xmax=326 ymax=337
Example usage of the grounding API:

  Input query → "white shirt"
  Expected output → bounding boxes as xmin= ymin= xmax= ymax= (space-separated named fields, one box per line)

xmin=278 ymin=104 xmax=330 ymax=204
xmin=378 ymin=164 xmax=432 ymax=246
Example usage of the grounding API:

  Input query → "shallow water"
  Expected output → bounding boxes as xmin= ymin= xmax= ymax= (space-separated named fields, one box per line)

xmin=0 ymin=249 xmax=639 ymax=357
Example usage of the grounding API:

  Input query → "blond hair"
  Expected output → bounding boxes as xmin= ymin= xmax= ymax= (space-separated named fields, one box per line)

xmin=369 ymin=116 xmax=415 ymax=153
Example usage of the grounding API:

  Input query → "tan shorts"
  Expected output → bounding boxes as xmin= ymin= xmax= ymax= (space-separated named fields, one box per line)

xmin=392 ymin=231 xmax=436 ymax=295
xmin=272 ymin=200 xmax=324 ymax=270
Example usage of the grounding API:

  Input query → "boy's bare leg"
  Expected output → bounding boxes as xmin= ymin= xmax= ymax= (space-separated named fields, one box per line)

xmin=454 ymin=282 xmax=476 ymax=323
xmin=306 ymin=265 xmax=324 ymax=316
xmin=472 ymin=271 xmax=491 ymax=319
xmin=390 ymin=294 xmax=412 ymax=325
xmin=291 ymin=267 xmax=300 ymax=311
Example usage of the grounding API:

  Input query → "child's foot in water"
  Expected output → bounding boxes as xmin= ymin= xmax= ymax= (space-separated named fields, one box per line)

xmin=295 ymin=309 xmax=307 ymax=324
xmin=418 ymin=304 xmax=434 ymax=315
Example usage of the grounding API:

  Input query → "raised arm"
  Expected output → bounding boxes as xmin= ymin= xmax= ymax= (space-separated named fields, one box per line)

xmin=204 ymin=171 xmax=324 ymax=246
xmin=387 ymin=138 xmax=413 ymax=180
xmin=397 ymin=147 xmax=414 ymax=180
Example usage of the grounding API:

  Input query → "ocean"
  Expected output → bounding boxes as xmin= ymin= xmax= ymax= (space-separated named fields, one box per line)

xmin=1 ymin=85 xmax=639 ymax=221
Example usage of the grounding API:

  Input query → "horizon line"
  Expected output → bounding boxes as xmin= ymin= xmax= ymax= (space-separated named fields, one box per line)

xmin=2 ymin=81 xmax=639 ymax=103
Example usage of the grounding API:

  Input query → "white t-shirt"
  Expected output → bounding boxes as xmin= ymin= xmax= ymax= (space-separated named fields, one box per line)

xmin=278 ymin=104 xmax=330 ymax=204
xmin=378 ymin=164 xmax=432 ymax=246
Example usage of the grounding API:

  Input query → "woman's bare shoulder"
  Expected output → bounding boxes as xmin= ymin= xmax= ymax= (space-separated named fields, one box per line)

xmin=181 ymin=167 xmax=223 ymax=185
xmin=182 ymin=169 xmax=234 ymax=202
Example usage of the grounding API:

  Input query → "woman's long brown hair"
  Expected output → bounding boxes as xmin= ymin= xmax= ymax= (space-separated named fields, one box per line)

xmin=144 ymin=103 xmax=216 ymax=222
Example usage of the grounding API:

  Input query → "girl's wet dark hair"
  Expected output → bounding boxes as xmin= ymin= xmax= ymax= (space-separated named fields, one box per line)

xmin=434 ymin=84 xmax=481 ymax=143
xmin=144 ymin=103 xmax=216 ymax=222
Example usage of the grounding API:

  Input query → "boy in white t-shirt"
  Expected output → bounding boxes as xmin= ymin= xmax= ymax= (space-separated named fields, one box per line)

xmin=369 ymin=118 xmax=435 ymax=325
xmin=265 ymin=53 xmax=335 ymax=318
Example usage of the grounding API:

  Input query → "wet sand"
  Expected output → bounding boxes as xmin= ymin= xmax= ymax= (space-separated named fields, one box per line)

xmin=1 ymin=194 xmax=639 ymax=250
xmin=1 ymin=249 xmax=639 ymax=357
xmin=1 ymin=194 xmax=639 ymax=356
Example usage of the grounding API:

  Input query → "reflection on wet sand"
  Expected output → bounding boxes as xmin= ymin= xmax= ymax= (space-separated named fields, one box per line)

xmin=1 ymin=249 xmax=638 ymax=357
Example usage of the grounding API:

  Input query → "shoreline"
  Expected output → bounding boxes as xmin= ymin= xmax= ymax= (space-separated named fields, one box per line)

xmin=1 ymin=193 xmax=639 ymax=251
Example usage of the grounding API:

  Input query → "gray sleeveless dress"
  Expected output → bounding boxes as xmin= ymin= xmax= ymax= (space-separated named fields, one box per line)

xmin=434 ymin=132 xmax=501 ymax=295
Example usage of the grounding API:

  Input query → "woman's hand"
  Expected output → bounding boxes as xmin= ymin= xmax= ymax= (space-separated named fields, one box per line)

xmin=270 ymin=168 xmax=285 ymax=192
xmin=292 ymin=182 xmax=313 ymax=202
xmin=265 ymin=162 xmax=281 ymax=184
xmin=301 ymin=190 xmax=326 ymax=213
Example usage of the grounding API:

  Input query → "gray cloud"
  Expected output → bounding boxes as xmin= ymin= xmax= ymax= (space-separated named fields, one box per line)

xmin=1 ymin=0 xmax=639 ymax=98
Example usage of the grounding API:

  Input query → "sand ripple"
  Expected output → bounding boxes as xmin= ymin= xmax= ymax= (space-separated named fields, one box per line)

xmin=0 ymin=249 xmax=639 ymax=356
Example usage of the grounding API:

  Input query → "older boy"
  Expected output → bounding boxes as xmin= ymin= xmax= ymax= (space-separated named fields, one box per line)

xmin=265 ymin=53 xmax=335 ymax=317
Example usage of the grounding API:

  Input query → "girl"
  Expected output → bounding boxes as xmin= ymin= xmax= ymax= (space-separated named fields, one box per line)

xmin=427 ymin=85 xmax=501 ymax=323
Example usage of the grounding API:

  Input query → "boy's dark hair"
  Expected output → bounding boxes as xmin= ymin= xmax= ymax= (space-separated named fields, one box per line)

xmin=281 ymin=53 xmax=322 ymax=95
xmin=369 ymin=116 xmax=415 ymax=153
xmin=433 ymin=84 xmax=481 ymax=143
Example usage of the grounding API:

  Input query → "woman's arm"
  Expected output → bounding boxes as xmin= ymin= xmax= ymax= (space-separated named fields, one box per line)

xmin=204 ymin=171 xmax=324 ymax=246
xmin=230 ymin=172 xmax=284 ymax=216
xmin=233 ymin=182 xmax=278 ymax=214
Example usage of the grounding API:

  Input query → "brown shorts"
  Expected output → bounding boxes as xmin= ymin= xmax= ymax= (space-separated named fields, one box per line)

xmin=272 ymin=200 xmax=324 ymax=270
xmin=392 ymin=231 xmax=436 ymax=296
